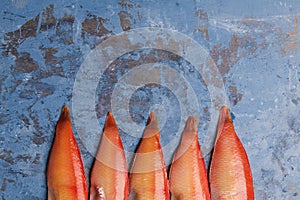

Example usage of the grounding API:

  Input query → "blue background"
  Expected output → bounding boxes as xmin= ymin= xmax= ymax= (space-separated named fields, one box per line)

xmin=0 ymin=0 xmax=300 ymax=199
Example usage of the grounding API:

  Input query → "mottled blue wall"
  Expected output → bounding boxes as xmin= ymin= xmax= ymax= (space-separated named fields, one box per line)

xmin=0 ymin=0 xmax=300 ymax=199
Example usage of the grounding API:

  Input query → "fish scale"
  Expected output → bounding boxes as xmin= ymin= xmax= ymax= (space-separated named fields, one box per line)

xmin=129 ymin=112 xmax=170 ymax=200
xmin=209 ymin=106 xmax=254 ymax=200
xmin=169 ymin=116 xmax=210 ymax=200
xmin=47 ymin=105 xmax=88 ymax=200
xmin=90 ymin=112 xmax=129 ymax=200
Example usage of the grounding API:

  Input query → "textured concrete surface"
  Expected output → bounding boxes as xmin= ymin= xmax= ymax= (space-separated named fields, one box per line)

xmin=0 ymin=0 xmax=300 ymax=199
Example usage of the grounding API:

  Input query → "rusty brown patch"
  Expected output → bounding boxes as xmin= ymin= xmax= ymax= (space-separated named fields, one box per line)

xmin=118 ymin=11 xmax=133 ymax=31
xmin=0 ymin=150 xmax=14 ymax=165
xmin=39 ymin=4 xmax=56 ymax=33
xmin=119 ymin=0 xmax=134 ymax=9
xmin=118 ymin=0 xmax=141 ymax=29
xmin=58 ymin=15 xmax=74 ymax=24
xmin=28 ymin=112 xmax=46 ymax=145
xmin=283 ymin=16 xmax=299 ymax=54
xmin=6 ymin=14 xmax=39 ymax=39
xmin=209 ymin=34 xmax=257 ymax=105
xmin=20 ymin=114 xmax=30 ymax=125
xmin=15 ymin=154 xmax=32 ymax=162
xmin=118 ymin=0 xmax=141 ymax=9
xmin=195 ymin=9 xmax=209 ymax=40
xmin=39 ymin=45 xmax=58 ymax=63
xmin=2 ymin=14 xmax=39 ymax=57
xmin=14 ymin=52 xmax=39 ymax=73
xmin=210 ymin=34 xmax=257 ymax=77
xmin=32 ymin=135 xmax=46 ymax=145
xmin=228 ymin=85 xmax=243 ymax=105
xmin=0 ymin=113 xmax=9 ymax=125
xmin=32 ymin=153 xmax=41 ymax=165
xmin=0 ymin=178 xmax=15 ymax=192
xmin=56 ymin=15 xmax=75 ymax=45
xmin=81 ymin=15 xmax=111 ymax=38
xmin=241 ymin=15 xmax=300 ymax=55
xmin=2 ymin=4 xmax=56 ymax=57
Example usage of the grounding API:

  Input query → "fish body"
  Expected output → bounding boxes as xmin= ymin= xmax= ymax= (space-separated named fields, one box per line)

xmin=209 ymin=106 xmax=254 ymax=200
xmin=90 ymin=112 xmax=129 ymax=200
xmin=129 ymin=112 xmax=170 ymax=200
xmin=169 ymin=116 xmax=210 ymax=200
xmin=47 ymin=106 xmax=88 ymax=200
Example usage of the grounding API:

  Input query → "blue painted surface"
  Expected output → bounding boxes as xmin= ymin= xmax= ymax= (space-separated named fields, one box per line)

xmin=0 ymin=0 xmax=300 ymax=199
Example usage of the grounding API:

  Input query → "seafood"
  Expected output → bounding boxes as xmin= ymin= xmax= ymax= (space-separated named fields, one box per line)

xmin=169 ymin=116 xmax=210 ymax=200
xmin=90 ymin=112 xmax=129 ymax=200
xmin=209 ymin=106 xmax=254 ymax=200
xmin=129 ymin=112 xmax=170 ymax=200
xmin=47 ymin=106 xmax=88 ymax=200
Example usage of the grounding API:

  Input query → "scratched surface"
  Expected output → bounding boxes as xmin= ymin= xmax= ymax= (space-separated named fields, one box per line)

xmin=0 ymin=0 xmax=300 ymax=199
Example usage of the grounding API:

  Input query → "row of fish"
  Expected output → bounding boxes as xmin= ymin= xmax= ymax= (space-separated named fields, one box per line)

xmin=47 ymin=105 xmax=254 ymax=199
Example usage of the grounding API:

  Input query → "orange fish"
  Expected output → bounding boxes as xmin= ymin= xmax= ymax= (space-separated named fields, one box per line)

xmin=209 ymin=106 xmax=254 ymax=199
xmin=47 ymin=105 xmax=88 ymax=200
xmin=169 ymin=116 xmax=210 ymax=200
xmin=89 ymin=112 xmax=129 ymax=200
xmin=129 ymin=112 xmax=170 ymax=200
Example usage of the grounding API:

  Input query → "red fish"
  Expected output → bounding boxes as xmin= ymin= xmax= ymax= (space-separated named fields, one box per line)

xmin=209 ymin=106 xmax=254 ymax=199
xmin=129 ymin=112 xmax=170 ymax=200
xmin=169 ymin=116 xmax=210 ymax=200
xmin=47 ymin=105 xmax=88 ymax=200
xmin=89 ymin=112 xmax=129 ymax=200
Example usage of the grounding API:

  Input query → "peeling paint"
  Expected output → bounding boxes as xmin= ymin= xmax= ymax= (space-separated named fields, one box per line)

xmin=283 ymin=16 xmax=299 ymax=54
xmin=39 ymin=4 xmax=56 ymax=33
xmin=118 ymin=11 xmax=133 ymax=31
xmin=2 ymin=4 xmax=55 ymax=57
xmin=210 ymin=34 xmax=258 ymax=78
xmin=195 ymin=9 xmax=209 ymax=40
xmin=118 ymin=0 xmax=141 ymax=9
xmin=228 ymin=85 xmax=243 ymax=105
xmin=0 ymin=178 xmax=15 ymax=192
xmin=81 ymin=14 xmax=112 ymax=38
xmin=55 ymin=15 xmax=75 ymax=45
xmin=39 ymin=46 xmax=58 ymax=64
xmin=0 ymin=149 xmax=14 ymax=165
xmin=14 ymin=52 xmax=39 ymax=73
